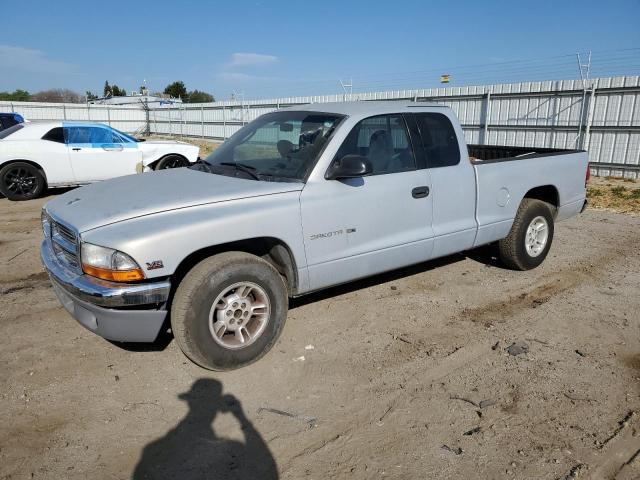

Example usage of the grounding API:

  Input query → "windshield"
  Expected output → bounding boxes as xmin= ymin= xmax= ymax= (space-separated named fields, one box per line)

xmin=203 ymin=111 xmax=345 ymax=182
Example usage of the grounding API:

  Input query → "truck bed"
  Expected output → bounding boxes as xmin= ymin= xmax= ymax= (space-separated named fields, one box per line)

xmin=470 ymin=147 xmax=589 ymax=247
xmin=468 ymin=144 xmax=583 ymax=163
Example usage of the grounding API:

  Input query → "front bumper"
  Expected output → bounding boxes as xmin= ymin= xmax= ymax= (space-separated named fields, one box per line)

xmin=41 ymin=239 xmax=170 ymax=342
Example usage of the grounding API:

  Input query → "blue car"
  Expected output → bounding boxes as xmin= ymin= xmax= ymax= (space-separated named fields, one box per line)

xmin=0 ymin=113 xmax=25 ymax=132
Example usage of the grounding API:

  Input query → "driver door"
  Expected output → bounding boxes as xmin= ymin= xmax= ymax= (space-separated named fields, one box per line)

xmin=66 ymin=125 xmax=141 ymax=182
xmin=300 ymin=114 xmax=435 ymax=291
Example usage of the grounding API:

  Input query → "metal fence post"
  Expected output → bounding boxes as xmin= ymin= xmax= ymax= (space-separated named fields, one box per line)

xmin=222 ymin=105 xmax=227 ymax=140
xmin=10 ymin=102 xmax=14 ymax=113
xmin=63 ymin=104 xmax=67 ymax=120
xmin=107 ymin=107 xmax=111 ymax=126
xmin=201 ymin=104 xmax=205 ymax=138
xmin=582 ymin=87 xmax=596 ymax=151
xmin=480 ymin=91 xmax=492 ymax=144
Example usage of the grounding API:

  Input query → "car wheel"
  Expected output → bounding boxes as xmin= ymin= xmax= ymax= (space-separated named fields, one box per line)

xmin=0 ymin=162 xmax=46 ymax=201
xmin=155 ymin=155 xmax=189 ymax=170
xmin=498 ymin=198 xmax=555 ymax=270
xmin=171 ymin=251 xmax=288 ymax=370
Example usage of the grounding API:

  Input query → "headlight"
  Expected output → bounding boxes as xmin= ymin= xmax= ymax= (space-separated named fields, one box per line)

xmin=41 ymin=209 xmax=51 ymax=238
xmin=81 ymin=243 xmax=145 ymax=282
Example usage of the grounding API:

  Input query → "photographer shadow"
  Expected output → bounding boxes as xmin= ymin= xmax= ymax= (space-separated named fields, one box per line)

xmin=133 ymin=378 xmax=278 ymax=480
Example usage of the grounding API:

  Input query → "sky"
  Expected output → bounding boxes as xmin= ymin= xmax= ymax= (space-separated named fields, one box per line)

xmin=1 ymin=0 xmax=640 ymax=100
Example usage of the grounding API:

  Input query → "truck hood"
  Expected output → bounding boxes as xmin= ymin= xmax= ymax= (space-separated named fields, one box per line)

xmin=45 ymin=168 xmax=303 ymax=233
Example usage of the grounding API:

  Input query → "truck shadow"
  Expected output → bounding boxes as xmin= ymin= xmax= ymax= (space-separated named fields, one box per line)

xmin=132 ymin=378 xmax=279 ymax=480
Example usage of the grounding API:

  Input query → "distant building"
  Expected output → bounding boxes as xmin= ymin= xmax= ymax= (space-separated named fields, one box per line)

xmin=89 ymin=91 xmax=182 ymax=107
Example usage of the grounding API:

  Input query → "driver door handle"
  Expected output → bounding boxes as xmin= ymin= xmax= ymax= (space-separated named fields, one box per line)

xmin=72 ymin=147 xmax=81 ymax=151
xmin=412 ymin=186 xmax=430 ymax=198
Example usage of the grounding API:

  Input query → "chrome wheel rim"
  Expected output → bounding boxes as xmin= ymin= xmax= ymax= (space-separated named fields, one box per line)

xmin=525 ymin=216 xmax=549 ymax=257
xmin=208 ymin=282 xmax=270 ymax=350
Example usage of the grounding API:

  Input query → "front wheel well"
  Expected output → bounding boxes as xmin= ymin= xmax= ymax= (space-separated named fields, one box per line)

xmin=171 ymin=238 xmax=298 ymax=297
xmin=0 ymin=159 xmax=48 ymax=184
xmin=148 ymin=153 xmax=189 ymax=170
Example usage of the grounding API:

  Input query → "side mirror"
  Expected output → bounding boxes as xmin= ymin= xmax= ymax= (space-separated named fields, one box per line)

xmin=325 ymin=154 xmax=372 ymax=180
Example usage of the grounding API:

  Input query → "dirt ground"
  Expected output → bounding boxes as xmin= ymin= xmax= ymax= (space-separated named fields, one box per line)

xmin=587 ymin=177 xmax=640 ymax=215
xmin=1 ymin=191 xmax=639 ymax=480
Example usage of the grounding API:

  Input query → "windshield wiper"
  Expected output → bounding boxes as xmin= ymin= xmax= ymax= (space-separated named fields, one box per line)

xmin=219 ymin=162 xmax=260 ymax=181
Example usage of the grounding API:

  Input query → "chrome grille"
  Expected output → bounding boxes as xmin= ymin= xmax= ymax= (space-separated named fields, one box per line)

xmin=50 ymin=219 xmax=80 ymax=271
xmin=53 ymin=222 xmax=77 ymax=245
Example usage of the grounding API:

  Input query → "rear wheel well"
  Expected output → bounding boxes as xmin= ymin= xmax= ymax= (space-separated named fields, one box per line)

xmin=171 ymin=238 xmax=298 ymax=297
xmin=0 ymin=159 xmax=48 ymax=185
xmin=523 ymin=185 xmax=558 ymax=215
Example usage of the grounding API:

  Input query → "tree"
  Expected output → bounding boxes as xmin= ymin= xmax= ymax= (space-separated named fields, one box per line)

xmin=0 ymin=89 xmax=31 ymax=101
xmin=111 ymin=84 xmax=126 ymax=96
xmin=86 ymin=91 xmax=98 ymax=101
xmin=187 ymin=90 xmax=214 ymax=103
xmin=164 ymin=81 xmax=187 ymax=100
xmin=31 ymin=89 xmax=83 ymax=103
xmin=103 ymin=80 xmax=112 ymax=97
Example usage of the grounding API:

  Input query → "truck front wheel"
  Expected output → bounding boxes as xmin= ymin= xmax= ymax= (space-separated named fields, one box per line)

xmin=170 ymin=252 xmax=288 ymax=370
xmin=498 ymin=198 xmax=555 ymax=270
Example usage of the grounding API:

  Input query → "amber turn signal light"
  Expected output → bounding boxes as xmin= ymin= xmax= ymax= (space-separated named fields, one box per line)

xmin=82 ymin=264 xmax=145 ymax=282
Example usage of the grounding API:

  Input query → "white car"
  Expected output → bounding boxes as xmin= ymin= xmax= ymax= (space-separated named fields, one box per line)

xmin=0 ymin=121 xmax=199 ymax=200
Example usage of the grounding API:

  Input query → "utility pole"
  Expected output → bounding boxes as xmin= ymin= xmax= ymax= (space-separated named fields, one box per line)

xmin=340 ymin=78 xmax=353 ymax=101
xmin=575 ymin=50 xmax=593 ymax=149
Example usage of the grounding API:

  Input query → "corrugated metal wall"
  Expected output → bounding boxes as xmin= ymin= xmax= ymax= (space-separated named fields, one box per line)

xmin=2 ymin=76 xmax=639 ymax=178
xmin=0 ymin=101 xmax=147 ymax=134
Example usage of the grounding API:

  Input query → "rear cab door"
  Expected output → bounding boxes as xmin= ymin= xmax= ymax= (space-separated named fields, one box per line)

xmin=408 ymin=109 xmax=478 ymax=258
xmin=65 ymin=124 xmax=141 ymax=182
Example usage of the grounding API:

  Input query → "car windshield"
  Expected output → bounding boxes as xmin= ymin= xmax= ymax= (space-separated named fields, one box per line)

xmin=202 ymin=111 xmax=345 ymax=182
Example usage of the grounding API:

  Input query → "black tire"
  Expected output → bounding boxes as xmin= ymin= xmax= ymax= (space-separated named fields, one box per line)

xmin=0 ymin=162 xmax=46 ymax=201
xmin=154 ymin=155 xmax=189 ymax=170
xmin=170 ymin=251 xmax=288 ymax=370
xmin=498 ymin=198 xmax=555 ymax=270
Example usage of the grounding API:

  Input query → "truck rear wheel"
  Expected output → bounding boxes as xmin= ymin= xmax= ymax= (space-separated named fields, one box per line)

xmin=170 ymin=251 xmax=288 ymax=370
xmin=498 ymin=198 xmax=555 ymax=270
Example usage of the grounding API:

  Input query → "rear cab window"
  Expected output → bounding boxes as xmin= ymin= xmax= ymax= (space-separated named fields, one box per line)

xmin=413 ymin=112 xmax=460 ymax=168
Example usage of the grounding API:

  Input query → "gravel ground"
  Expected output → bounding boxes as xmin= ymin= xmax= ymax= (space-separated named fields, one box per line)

xmin=1 ymin=193 xmax=639 ymax=480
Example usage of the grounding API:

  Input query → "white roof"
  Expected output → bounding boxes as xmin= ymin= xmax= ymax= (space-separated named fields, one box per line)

xmin=286 ymin=100 xmax=445 ymax=116
xmin=1 ymin=121 xmax=61 ymax=140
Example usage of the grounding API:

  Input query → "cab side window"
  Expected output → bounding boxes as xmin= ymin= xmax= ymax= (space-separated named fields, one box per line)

xmin=334 ymin=114 xmax=415 ymax=175
xmin=413 ymin=113 xmax=460 ymax=168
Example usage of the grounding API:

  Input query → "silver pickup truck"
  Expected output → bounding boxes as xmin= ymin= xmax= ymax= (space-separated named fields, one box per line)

xmin=41 ymin=101 xmax=589 ymax=370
